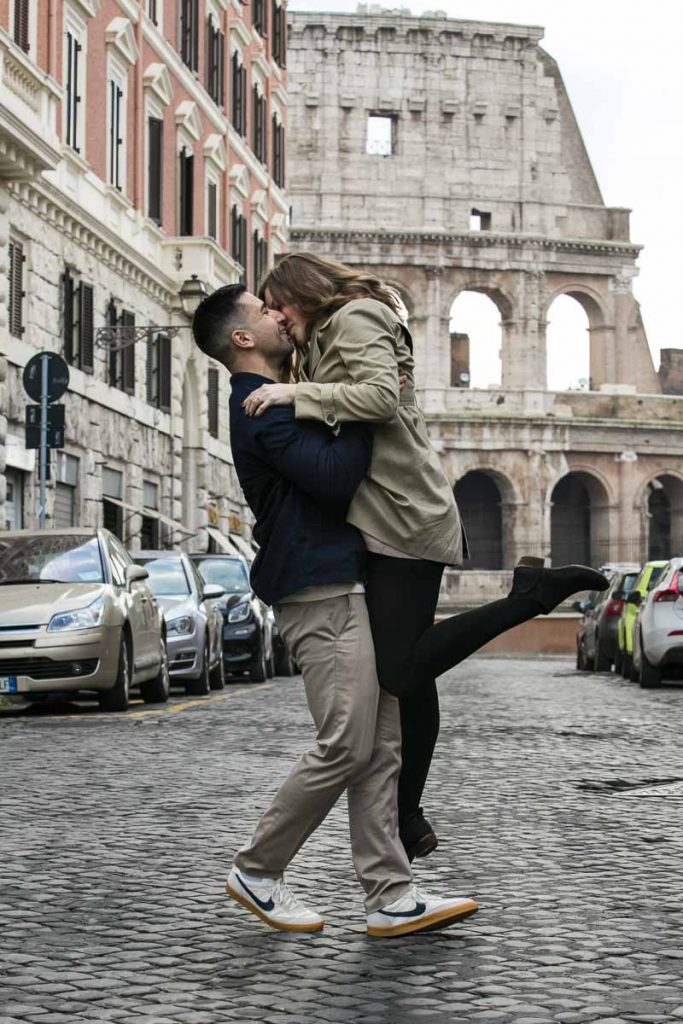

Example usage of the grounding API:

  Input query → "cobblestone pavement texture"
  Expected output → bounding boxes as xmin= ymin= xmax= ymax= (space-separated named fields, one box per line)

xmin=2 ymin=659 xmax=683 ymax=1023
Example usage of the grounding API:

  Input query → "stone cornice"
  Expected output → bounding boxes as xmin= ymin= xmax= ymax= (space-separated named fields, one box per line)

xmin=10 ymin=179 xmax=177 ymax=306
xmin=289 ymin=226 xmax=642 ymax=259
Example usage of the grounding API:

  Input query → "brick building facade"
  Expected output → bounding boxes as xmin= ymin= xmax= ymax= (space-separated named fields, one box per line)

xmin=0 ymin=0 xmax=287 ymax=550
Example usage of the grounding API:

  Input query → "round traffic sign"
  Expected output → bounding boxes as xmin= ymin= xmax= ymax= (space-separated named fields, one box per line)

xmin=23 ymin=352 xmax=70 ymax=403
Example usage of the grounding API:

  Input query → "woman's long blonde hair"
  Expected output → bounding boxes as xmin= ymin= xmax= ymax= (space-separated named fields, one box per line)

xmin=259 ymin=252 xmax=401 ymax=335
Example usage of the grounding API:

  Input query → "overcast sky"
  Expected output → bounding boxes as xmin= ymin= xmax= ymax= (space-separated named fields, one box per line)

xmin=288 ymin=0 xmax=683 ymax=387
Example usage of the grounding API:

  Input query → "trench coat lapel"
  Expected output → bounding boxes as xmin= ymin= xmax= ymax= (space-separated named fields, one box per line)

xmin=307 ymin=326 xmax=323 ymax=379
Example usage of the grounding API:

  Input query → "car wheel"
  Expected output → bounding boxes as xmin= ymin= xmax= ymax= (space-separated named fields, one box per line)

xmin=266 ymin=652 xmax=275 ymax=678
xmin=99 ymin=636 xmax=131 ymax=713
xmin=186 ymin=641 xmax=211 ymax=696
xmin=274 ymin=649 xmax=297 ymax=676
xmin=250 ymin=641 xmax=268 ymax=683
xmin=622 ymin=653 xmax=633 ymax=679
xmin=595 ymin=637 xmax=611 ymax=672
xmin=639 ymin=639 xmax=661 ymax=689
xmin=140 ymin=635 xmax=170 ymax=705
xmin=614 ymin=647 xmax=623 ymax=675
xmin=209 ymin=652 xmax=225 ymax=691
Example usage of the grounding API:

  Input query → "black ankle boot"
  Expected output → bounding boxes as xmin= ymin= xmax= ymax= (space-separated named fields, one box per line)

xmin=510 ymin=561 xmax=609 ymax=614
xmin=400 ymin=811 xmax=438 ymax=863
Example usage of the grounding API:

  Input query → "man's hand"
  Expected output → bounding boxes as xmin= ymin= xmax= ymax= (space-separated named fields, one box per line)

xmin=243 ymin=383 xmax=296 ymax=417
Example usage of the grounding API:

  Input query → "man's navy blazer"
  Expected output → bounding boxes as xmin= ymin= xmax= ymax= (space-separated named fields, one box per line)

xmin=229 ymin=372 xmax=372 ymax=605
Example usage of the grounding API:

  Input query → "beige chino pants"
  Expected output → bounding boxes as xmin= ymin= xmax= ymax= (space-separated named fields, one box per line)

xmin=233 ymin=593 xmax=413 ymax=912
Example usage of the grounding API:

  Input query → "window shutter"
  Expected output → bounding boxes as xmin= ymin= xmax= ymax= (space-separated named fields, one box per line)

xmin=79 ymin=283 xmax=94 ymax=372
xmin=73 ymin=39 xmax=81 ymax=152
xmin=218 ymin=31 xmax=225 ymax=107
xmin=63 ymin=269 xmax=74 ymax=363
xmin=208 ymin=366 xmax=219 ymax=438
xmin=146 ymin=333 xmax=155 ymax=404
xmin=14 ymin=0 xmax=30 ymax=52
xmin=208 ymin=182 xmax=217 ymax=239
xmin=159 ymin=333 xmax=172 ymax=412
xmin=148 ymin=117 xmax=163 ymax=224
xmin=121 ymin=310 xmax=136 ymax=395
xmin=8 ymin=241 xmax=25 ymax=338
xmin=192 ymin=0 xmax=199 ymax=71
xmin=107 ymin=298 xmax=118 ymax=387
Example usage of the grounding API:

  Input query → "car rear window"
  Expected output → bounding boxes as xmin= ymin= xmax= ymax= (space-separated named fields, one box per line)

xmin=194 ymin=558 xmax=249 ymax=593
xmin=647 ymin=566 xmax=665 ymax=591
xmin=138 ymin=558 xmax=190 ymax=595
xmin=622 ymin=573 xmax=638 ymax=593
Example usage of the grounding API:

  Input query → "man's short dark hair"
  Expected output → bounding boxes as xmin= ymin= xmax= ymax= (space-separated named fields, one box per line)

xmin=192 ymin=283 xmax=247 ymax=365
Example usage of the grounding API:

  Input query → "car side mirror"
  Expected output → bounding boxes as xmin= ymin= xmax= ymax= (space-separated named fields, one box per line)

xmin=626 ymin=591 xmax=642 ymax=606
xmin=572 ymin=599 xmax=588 ymax=613
xmin=203 ymin=583 xmax=226 ymax=600
xmin=125 ymin=564 xmax=149 ymax=586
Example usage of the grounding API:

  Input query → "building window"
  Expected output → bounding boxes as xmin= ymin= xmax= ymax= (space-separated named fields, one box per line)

xmin=179 ymin=0 xmax=199 ymax=70
xmin=207 ymin=180 xmax=218 ymax=240
xmin=231 ymin=52 xmax=247 ymax=136
xmin=148 ymin=116 xmax=163 ymax=225
xmin=62 ymin=269 xmax=94 ymax=373
xmin=252 ymin=85 xmax=267 ymax=163
xmin=107 ymin=301 xmax=136 ymax=395
xmin=8 ymin=240 xmax=25 ymax=338
xmin=141 ymin=479 xmax=160 ymax=549
xmin=252 ymin=230 xmax=268 ymax=292
xmin=13 ymin=0 xmax=30 ymax=52
xmin=65 ymin=29 xmax=83 ymax=152
xmin=146 ymin=332 xmax=172 ymax=413
xmin=4 ymin=469 xmax=24 ymax=530
xmin=206 ymin=16 xmax=225 ymax=107
xmin=179 ymin=146 xmax=194 ymax=235
xmin=470 ymin=208 xmax=491 ymax=231
xmin=272 ymin=115 xmax=285 ymax=188
xmin=231 ymin=206 xmax=248 ymax=283
xmin=208 ymin=366 xmax=219 ymax=439
xmin=102 ymin=467 xmax=124 ymax=541
xmin=271 ymin=0 xmax=285 ymax=67
xmin=108 ymin=74 xmax=125 ymax=190
xmin=366 ymin=114 xmax=394 ymax=156
xmin=253 ymin=0 xmax=266 ymax=36
xmin=147 ymin=0 xmax=159 ymax=25
xmin=54 ymin=453 xmax=79 ymax=528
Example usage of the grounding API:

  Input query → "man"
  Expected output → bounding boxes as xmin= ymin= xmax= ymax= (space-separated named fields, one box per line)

xmin=192 ymin=283 xmax=479 ymax=938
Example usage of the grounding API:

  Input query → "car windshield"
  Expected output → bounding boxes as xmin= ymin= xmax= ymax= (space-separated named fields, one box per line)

xmin=0 ymin=534 xmax=104 ymax=584
xmin=138 ymin=558 xmax=190 ymax=596
xmin=194 ymin=558 xmax=249 ymax=593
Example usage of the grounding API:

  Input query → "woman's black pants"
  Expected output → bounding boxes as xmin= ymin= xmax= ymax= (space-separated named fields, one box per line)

xmin=364 ymin=555 xmax=541 ymax=828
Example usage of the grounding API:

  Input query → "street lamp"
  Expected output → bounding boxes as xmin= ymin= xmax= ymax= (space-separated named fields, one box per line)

xmin=95 ymin=276 xmax=209 ymax=350
xmin=178 ymin=275 xmax=209 ymax=318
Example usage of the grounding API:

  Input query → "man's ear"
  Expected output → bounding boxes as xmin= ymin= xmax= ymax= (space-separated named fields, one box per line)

xmin=231 ymin=329 xmax=254 ymax=352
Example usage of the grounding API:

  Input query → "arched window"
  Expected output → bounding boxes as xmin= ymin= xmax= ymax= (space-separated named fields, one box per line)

xmin=647 ymin=475 xmax=683 ymax=561
xmin=546 ymin=295 xmax=591 ymax=391
xmin=454 ymin=471 xmax=503 ymax=569
xmin=550 ymin=472 xmax=610 ymax=567
xmin=449 ymin=292 xmax=502 ymax=389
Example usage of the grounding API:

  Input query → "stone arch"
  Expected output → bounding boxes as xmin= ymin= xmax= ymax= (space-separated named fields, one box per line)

xmin=544 ymin=283 xmax=612 ymax=392
xmin=544 ymin=284 xmax=609 ymax=329
xmin=445 ymin=280 xmax=515 ymax=323
xmin=549 ymin=469 xmax=611 ymax=567
xmin=454 ymin=467 xmax=518 ymax=569
xmin=447 ymin=284 xmax=513 ymax=389
xmin=636 ymin=472 xmax=683 ymax=561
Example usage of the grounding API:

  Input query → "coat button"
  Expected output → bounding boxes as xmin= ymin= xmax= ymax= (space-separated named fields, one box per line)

xmin=325 ymin=415 xmax=336 ymax=425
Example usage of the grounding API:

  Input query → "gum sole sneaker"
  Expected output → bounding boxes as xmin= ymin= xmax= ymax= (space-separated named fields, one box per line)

xmin=367 ymin=886 xmax=479 ymax=938
xmin=226 ymin=867 xmax=324 ymax=933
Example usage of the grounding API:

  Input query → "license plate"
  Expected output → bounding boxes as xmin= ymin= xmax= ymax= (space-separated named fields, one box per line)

xmin=0 ymin=676 xmax=17 ymax=693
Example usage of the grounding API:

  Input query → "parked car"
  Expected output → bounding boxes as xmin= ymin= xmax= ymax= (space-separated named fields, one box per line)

xmin=630 ymin=557 xmax=683 ymax=688
xmin=189 ymin=553 xmax=274 ymax=682
xmin=270 ymin=611 xmax=298 ymax=676
xmin=0 ymin=528 xmax=169 ymax=712
xmin=133 ymin=552 xmax=225 ymax=695
xmin=616 ymin=560 xmax=666 ymax=678
xmin=575 ymin=569 xmax=639 ymax=671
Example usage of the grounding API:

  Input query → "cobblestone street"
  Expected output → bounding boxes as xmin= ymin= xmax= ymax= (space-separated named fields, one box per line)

xmin=2 ymin=658 xmax=683 ymax=1023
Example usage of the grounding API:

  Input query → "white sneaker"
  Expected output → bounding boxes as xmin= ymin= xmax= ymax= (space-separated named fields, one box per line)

xmin=367 ymin=885 xmax=479 ymax=937
xmin=226 ymin=867 xmax=324 ymax=933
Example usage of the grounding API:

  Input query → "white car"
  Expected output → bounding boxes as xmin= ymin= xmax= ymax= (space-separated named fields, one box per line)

xmin=631 ymin=557 xmax=683 ymax=687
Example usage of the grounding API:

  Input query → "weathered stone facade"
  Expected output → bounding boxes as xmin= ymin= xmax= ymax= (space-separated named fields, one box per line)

xmin=288 ymin=9 xmax=683 ymax=586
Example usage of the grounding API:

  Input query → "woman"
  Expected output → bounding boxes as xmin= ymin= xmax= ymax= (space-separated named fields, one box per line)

xmin=244 ymin=252 xmax=607 ymax=862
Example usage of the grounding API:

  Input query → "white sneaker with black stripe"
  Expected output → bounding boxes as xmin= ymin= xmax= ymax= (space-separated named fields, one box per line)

xmin=367 ymin=885 xmax=479 ymax=937
xmin=226 ymin=867 xmax=324 ymax=933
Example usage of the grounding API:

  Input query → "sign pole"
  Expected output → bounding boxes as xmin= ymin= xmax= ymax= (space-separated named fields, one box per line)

xmin=38 ymin=353 xmax=49 ymax=528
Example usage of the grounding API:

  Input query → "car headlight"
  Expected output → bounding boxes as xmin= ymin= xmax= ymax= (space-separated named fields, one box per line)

xmin=47 ymin=596 xmax=105 ymax=632
xmin=167 ymin=615 xmax=195 ymax=636
xmin=228 ymin=602 xmax=251 ymax=623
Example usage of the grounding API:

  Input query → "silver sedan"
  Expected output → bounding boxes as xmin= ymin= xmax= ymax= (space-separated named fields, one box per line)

xmin=133 ymin=552 xmax=225 ymax=695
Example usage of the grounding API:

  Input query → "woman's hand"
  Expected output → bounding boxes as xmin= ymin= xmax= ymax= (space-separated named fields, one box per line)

xmin=242 ymin=383 xmax=296 ymax=417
